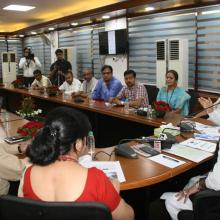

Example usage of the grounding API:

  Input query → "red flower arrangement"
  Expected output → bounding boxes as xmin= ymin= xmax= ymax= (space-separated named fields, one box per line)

xmin=11 ymin=79 xmax=23 ymax=88
xmin=46 ymin=85 xmax=59 ymax=96
xmin=153 ymin=101 xmax=171 ymax=118
xmin=17 ymin=121 xmax=44 ymax=140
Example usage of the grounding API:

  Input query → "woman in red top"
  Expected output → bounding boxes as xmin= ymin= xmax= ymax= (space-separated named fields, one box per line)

xmin=19 ymin=107 xmax=134 ymax=220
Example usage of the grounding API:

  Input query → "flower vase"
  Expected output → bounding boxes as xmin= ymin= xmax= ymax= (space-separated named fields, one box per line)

xmin=155 ymin=110 xmax=166 ymax=118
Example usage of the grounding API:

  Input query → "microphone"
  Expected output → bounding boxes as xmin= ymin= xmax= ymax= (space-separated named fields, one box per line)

xmin=178 ymin=100 xmax=220 ymax=132
xmin=115 ymin=136 xmax=176 ymax=159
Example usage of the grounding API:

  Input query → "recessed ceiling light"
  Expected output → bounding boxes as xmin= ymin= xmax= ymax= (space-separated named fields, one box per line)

xmin=145 ymin=7 xmax=155 ymax=12
xmin=3 ymin=4 xmax=35 ymax=12
xmin=19 ymin=35 xmax=24 ymax=38
xmin=31 ymin=32 xmax=37 ymax=35
xmin=102 ymin=15 xmax=110 ymax=19
xmin=71 ymin=22 xmax=78 ymax=26
xmin=48 ymin=27 xmax=55 ymax=31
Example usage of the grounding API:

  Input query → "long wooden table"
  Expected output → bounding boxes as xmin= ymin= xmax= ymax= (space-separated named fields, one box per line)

xmin=0 ymin=86 xmax=166 ymax=147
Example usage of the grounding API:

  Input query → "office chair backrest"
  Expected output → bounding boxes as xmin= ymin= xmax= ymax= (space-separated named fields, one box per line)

xmin=193 ymin=190 xmax=220 ymax=220
xmin=178 ymin=190 xmax=220 ymax=220
xmin=0 ymin=195 xmax=112 ymax=220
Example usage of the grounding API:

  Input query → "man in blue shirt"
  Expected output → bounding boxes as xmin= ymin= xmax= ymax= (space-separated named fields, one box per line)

xmin=92 ymin=65 xmax=122 ymax=101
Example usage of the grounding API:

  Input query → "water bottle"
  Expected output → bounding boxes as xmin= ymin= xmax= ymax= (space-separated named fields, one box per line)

xmin=87 ymin=131 xmax=95 ymax=159
xmin=147 ymin=105 xmax=153 ymax=119
xmin=124 ymin=98 xmax=129 ymax=114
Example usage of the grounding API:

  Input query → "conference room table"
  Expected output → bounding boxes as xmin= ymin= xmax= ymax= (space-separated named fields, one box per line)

xmin=0 ymin=86 xmax=166 ymax=147
xmin=0 ymin=114 xmax=215 ymax=219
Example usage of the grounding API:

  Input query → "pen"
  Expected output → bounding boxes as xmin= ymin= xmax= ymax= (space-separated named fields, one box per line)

xmin=162 ymin=155 xmax=180 ymax=163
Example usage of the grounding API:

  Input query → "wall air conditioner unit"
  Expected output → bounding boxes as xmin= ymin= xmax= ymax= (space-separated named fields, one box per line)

xmin=156 ymin=40 xmax=167 ymax=89
xmin=1 ymin=52 xmax=17 ymax=83
xmin=60 ymin=47 xmax=77 ymax=77
xmin=168 ymin=39 xmax=188 ymax=90
xmin=156 ymin=39 xmax=188 ymax=90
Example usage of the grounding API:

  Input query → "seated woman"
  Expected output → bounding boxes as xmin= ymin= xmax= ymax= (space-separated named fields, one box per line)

xmin=195 ymin=97 xmax=220 ymax=125
xmin=18 ymin=107 xmax=134 ymax=220
xmin=156 ymin=70 xmax=191 ymax=116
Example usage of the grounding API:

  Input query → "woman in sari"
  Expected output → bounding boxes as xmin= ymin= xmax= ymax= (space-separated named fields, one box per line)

xmin=156 ymin=70 xmax=191 ymax=116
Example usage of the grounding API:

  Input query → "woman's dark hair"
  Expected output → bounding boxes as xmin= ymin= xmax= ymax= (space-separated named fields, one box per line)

xmin=166 ymin=70 xmax=178 ymax=81
xmin=27 ymin=107 xmax=91 ymax=166
xmin=124 ymin=70 xmax=136 ymax=78
xmin=101 ymin=65 xmax=113 ymax=73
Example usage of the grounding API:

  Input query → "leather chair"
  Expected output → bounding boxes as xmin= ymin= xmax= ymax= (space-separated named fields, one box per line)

xmin=0 ymin=195 xmax=112 ymax=220
xmin=178 ymin=190 xmax=220 ymax=220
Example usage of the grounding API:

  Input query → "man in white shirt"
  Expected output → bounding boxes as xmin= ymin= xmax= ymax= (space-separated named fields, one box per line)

xmin=31 ymin=69 xmax=52 ymax=89
xmin=163 ymin=144 xmax=220 ymax=220
xmin=195 ymin=97 xmax=220 ymax=125
xmin=19 ymin=48 xmax=42 ymax=87
xmin=59 ymin=70 xmax=81 ymax=95
xmin=73 ymin=68 xmax=97 ymax=98
xmin=0 ymin=142 xmax=29 ymax=195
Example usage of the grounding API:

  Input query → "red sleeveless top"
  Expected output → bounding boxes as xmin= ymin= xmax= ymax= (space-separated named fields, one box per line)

xmin=22 ymin=166 xmax=120 ymax=212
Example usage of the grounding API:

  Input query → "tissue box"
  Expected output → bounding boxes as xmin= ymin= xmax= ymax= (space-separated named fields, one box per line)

xmin=154 ymin=127 xmax=180 ymax=137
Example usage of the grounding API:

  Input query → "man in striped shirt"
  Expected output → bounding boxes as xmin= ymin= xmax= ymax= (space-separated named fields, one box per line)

xmin=111 ymin=70 xmax=149 ymax=108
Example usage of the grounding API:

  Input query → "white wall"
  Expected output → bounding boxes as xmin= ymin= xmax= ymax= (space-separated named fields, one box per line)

xmin=104 ymin=18 xmax=127 ymax=85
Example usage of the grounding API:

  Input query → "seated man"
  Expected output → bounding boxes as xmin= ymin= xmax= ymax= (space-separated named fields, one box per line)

xmin=0 ymin=141 xmax=29 ymax=195
xmin=92 ymin=65 xmax=122 ymax=101
xmin=162 ymin=142 xmax=220 ymax=220
xmin=72 ymin=68 xmax=97 ymax=98
xmin=110 ymin=70 xmax=149 ymax=108
xmin=31 ymin=69 xmax=52 ymax=89
xmin=195 ymin=97 xmax=220 ymax=125
xmin=59 ymin=70 xmax=81 ymax=95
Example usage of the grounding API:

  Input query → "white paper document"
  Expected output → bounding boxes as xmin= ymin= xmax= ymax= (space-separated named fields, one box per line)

xmin=180 ymin=138 xmax=216 ymax=153
xmin=79 ymin=156 xmax=125 ymax=183
xmin=195 ymin=122 xmax=220 ymax=141
xmin=148 ymin=154 xmax=185 ymax=168
xmin=164 ymin=144 xmax=213 ymax=163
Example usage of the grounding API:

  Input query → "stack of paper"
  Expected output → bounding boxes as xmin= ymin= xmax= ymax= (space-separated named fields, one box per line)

xmin=164 ymin=144 xmax=213 ymax=163
xmin=180 ymin=138 xmax=216 ymax=153
xmin=195 ymin=122 xmax=220 ymax=141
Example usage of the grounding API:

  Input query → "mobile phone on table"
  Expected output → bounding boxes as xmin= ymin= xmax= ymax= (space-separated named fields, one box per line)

xmin=4 ymin=136 xmax=24 ymax=144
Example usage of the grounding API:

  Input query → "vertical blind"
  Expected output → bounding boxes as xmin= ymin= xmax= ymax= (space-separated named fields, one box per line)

xmin=197 ymin=6 xmax=220 ymax=93
xmin=58 ymin=27 xmax=93 ymax=79
xmin=128 ymin=13 xmax=196 ymax=86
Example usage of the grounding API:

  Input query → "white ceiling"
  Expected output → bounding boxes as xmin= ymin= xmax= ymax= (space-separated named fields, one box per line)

xmin=0 ymin=0 xmax=125 ymax=32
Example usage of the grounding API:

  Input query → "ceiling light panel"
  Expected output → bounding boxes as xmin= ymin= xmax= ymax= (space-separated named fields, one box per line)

xmin=3 ymin=4 xmax=35 ymax=12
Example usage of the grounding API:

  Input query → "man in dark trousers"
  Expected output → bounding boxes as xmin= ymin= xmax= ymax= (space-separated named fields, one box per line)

xmin=49 ymin=49 xmax=72 ymax=86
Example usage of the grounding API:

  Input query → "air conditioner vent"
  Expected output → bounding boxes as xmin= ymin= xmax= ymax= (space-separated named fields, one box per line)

xmin=169 ymin=40 xmax=179 ymax=60
xmin=156 ymin=41 xmax=165 ymax=60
